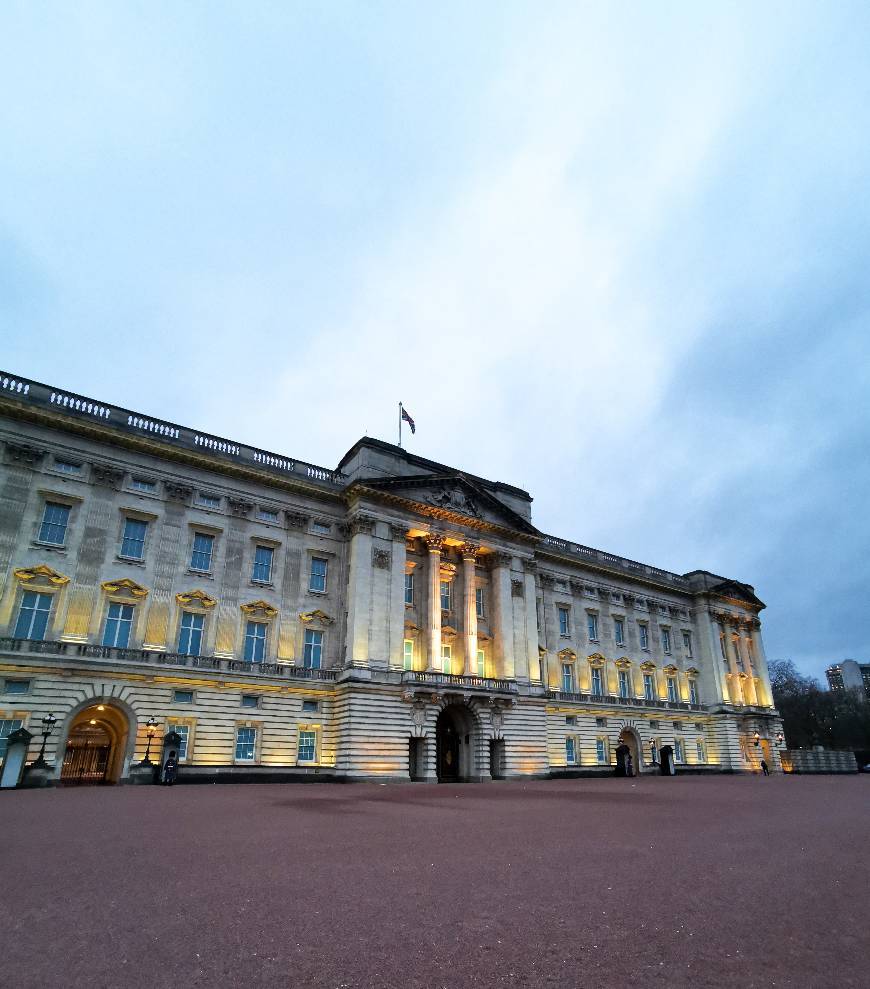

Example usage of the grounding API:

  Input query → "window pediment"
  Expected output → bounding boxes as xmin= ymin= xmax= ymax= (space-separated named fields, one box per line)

xmin=685 ymin=666 xmax=700 ymax=677
xmin=241 ymin=600 xmax=278 ymax=619
xmin=640 ymin=660 xmax=657 ymax=672
xmin=175 ymin=589 xmax=217 ymax=610
xmin=300 ymin=609 xmax=333 ymax=628
xmin=558 ymin=648 xmax=576 ymax=662
xmin=14 ymin=564 xmax=70 ymax=586
xmin=663 ymin=664 xmax=678 ymax=675
xmin=587 ymin=652 xmax=607 ymax=667
xmin=101 ymin=578 xmax=149 ymax=599
xmin=615 ymin=657 xmax=632 ymax=669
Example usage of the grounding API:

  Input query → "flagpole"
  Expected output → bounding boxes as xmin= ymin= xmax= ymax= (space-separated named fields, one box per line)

xmin=398 ymin=401 xmax=402 ymax=448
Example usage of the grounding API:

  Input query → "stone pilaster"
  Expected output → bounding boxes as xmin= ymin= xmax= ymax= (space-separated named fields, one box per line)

xmin=424 ymin=534 xmax=444 ymax=672
xmin=460 ymin=542 xmax=479 ymax=676
xmin=490 ymin=551 xmax=515 ymax=679
xmin=388 ymin=524 xmax=408 ymax=669
xmin=748 ymin=617 xmax=772 ymax=707
xmin=522 ymin=561 xmax=542 ymax=683
xmin=344 ymin=515 xmax=375 ymax=666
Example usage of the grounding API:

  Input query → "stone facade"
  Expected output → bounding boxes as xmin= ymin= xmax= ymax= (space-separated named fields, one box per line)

xmin=0 ymin=371 xmax=784 ymax=784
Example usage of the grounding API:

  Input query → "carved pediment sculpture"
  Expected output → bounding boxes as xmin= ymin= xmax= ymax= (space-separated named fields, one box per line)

xmin=615 ymin=657 xmax=632 ymax=669
xmin=557 ymin=648 xmax=576 ymax=661
xmin=426 ymin=488 xmax=479 ymax=518
xmin=14 ymin=564 xmax=70 ymax=586
xmin=101 ymin=578 xmax=149 ymax=599
xmin=240 ymin=600 xmax=278 ymax=619
xmin=175 ymin=589 xmax=217 ymax=610
xmin=587 ymin=652 xmax=607 ymax=667
xmin=300 ymin=609 xmax=334 ymax=627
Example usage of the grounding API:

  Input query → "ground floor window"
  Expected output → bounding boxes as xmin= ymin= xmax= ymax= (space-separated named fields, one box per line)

xmin=674 ymin=738 xmax=684 ymax=763
xmin=167 ymin=723 xmax=191 ymax=761
xmin=235 ymin=727 xmax=257 ymax=761
xmin=565 ymin=736 xmax=577 ymax=764
xmin=595 ymin=737 xmax=608 ymax=764
xmin=298 ymin=728 xmax=318 ymax=763
xmin=696 ymin=739 xmax=706 ymax=763
xmin=0 ymin=718 xmax=24 ymax=759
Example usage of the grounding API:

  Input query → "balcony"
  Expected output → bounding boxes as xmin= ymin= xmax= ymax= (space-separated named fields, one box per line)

xmin=547 ymin=689 xmax=705 ymax=713
xmin=401 ymin=670 xmax=518 ymax=696
xmin=0 ymin=637 xmax=338 ymax=682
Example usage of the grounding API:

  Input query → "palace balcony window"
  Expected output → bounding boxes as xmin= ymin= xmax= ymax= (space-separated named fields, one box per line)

xmin=562 ymin=663 xmax=575 ymax=693
xmin=38 ymin=502 xmax=70 ymax=545
xmin=667 ymin=677 xmax=678 ymax=703
xmin=662 ymin=628 xmax=671 ymax=654
xmin=297 ymin=729 xmax=317 ymax=763
xmin=243 ymin=621 xmax=267 ymax=662
xmin=590 ymin=667 xmax=603 ymax=696
xmin=476 ymin=587 xmax=486 ymax=619
xmin=14 ymin=591 xmax=52 ymax=641
xmin=682 ymin=630 xmax=693 ymax=657
xmin=251 ymin=545 xmax=274 ymax=583
xmin=587 ymin=613 xmax=599 ymax=641
xmin=131 ymin=477 xmax=156 ymax=494
xmin=643 ymin=672 xmax=655 ymax=701
xmin=441 ymin=643 xmax=452 ymax=674
xmin=403 ymin=639 xmax=414 ymax=670
xmin=303 ymin=629 xmax=323 ymax=669
xmin=121 ymin=518 xmax=148 ymax=560
xmin=618 ymin=670 xmax=630 ymax=698
xmin=565 ymin=736 xmax=577 ymax=765
xmin=746 ymin=638 xmax=755 ymax=668
xmin=558 ymin=607 xmax=570 ymax=636
xmin=102 ymin=602 xmax=134 ymax=648
xmin=614 ymin=618 xmax=625 ymax=646
xmin=309 ymin=557 xmax=328 ymax=593
xmin=719 ymin=630 xmax=727 ymax=659
xmin=235 ymin=726 xmax=257 ymax=761
xmin=596 ymin=738 xmax=608 ymax=765
xmin=190 ymin=533 xmax=214 ymax=573
xmin=440 ymin=580 xmax=452 ymax=612
xmin=476 ymin=648 xmax=486 ymax=677
xmin=168 ymin=723 xmax=190 ymax=760
xmin=404 ymin=572 xmax=414 ymax=606
xmin=689 ymin=680 xmax=699 ymax=704
xmin=178 ymin=612 xmax=204 ymax=657
xmin=639 ymin=624 xmax=649 ymax=650
xmin=0 ymin=719 xmax=25 ymax=760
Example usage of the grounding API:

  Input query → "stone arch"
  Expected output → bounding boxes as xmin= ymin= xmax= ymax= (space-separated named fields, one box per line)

xmin=435 ymin=700 xmax=484 ymax=782
xmin=616 ymin=724 xmax=642 ymax=777
xmin=53 ymin=693 xmax=139 ymax=784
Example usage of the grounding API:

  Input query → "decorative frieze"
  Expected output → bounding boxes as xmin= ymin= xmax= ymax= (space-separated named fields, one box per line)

xmin=4 ymin=441 xmax=46 ymax=467
xmin=285 ymin=510 xmax=311 ymax=529
xmin=424 ymin=533 xmax=445 ymax=553
xmin=101 ymin=578 xmax=149 ymax=599
xmin=14 ymin=564 xmax=70 ymax=586
xmin=90 ymin=463 xmax=125 ymax=488
xmin=228 ymin=498 xmax=254 ymax=518
xmin=165 ymin=482 xmax=193 ymax=503
xmin=372 ymin=547 xmax=391 ymax=570
xmin=175 ymin=589 xmax=216 ymax=610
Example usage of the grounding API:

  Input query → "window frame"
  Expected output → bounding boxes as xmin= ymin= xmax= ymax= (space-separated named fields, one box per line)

xmin=303 ymin=628 xmax=323 ymax=669
xmin=557 ymin=606 xmax=570 ymax=636
xmin=309 ymin=556 xmax=328 ymax=593
xmin=475 ymin=586 xmax=486 ymax=619
xmin=189 ymin=531 xmax=215 ymax=573
xmin=166 ymin=722 xmax=193 ymax=761
xmin=614 ymin=617 xmax=625 ymax=647
xmin=595 ymin=737 xmax=609 ymax=765
xmin=404 ymin=571 xmax=414 ymax=606
xmin=37 ymin=500 xmax=71 ymax=546
xmin=177 ymin=611 xmax=205 ymax=657
xmin=173 ymin=689 xmax=195 ymax=704
xmin=441 ymin=643 xmax=452 ymax=674
xmin=2 ymin=679 xmax=31 ymax=695
xmin=639 ymin=623 xmax=649 ymax=650
xmin=561 ymin=662 xmax=575 ymax=694
xmin=590 ymin=665 xmax=604 ymax=697
xmin=297 ymin=725 xmax=319 ymax=764
xmin=14 ymin=590 xmax=53 ymax=641
xmin=251 ymin=544 xmax=274 ymax=584
xmin=102 ymin=601 xmax=135 ymax=649
xmin=643 ymin=672 xmax=655 ymax=701
xmin=565 ymin=735 xmax=578 ymax=765
xmin=120 ymin=517 xmax=148 ymax=561
xmin=661 ymin=627 xmax=672 ymax=654
xmin=234 ymin=725 xmax=258 ymax=762
xmin=243 ymin=620 xmax=268 ymax=662
xmin=587 ymin=612 xmax=599 ymax=641
xmin=403 ymin=638 xmax=414 ymax=671
xmin=618 ymin=669 xmax=630 ymax=699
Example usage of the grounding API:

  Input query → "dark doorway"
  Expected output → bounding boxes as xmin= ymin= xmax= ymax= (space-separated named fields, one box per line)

xmin=660 ymin=745 xmax=676 ymax=775
xmin=408 ymin=737 xmax=426 ymax=780
xmin=489 ymin=739 xmax=505 ymax=779
xmin=435 ymin=704 xmax=479 ymax=781
xmin=62 ymin=723 xmax=112 ymax=785
xmin=436 ymin=714 xmax=461 ymax=781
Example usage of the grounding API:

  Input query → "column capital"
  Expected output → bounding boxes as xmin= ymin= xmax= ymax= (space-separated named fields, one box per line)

xmin=460 ymin=541 xmax=481 ymax=562
xmin=389 ymin=523 xmax=409 ymax=541
xmin=522 ymin=558 xmax=538 ymax=574
xmin=424 ymin=533 xmax=445 ymax=553
xmin=490 ymin=551 xmax=512 ymax=569
xmin=349 ymin=514 xmax=376 ymax=536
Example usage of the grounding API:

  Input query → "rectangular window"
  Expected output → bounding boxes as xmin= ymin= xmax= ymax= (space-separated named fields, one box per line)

xmin=746 ymin=638 xmax=754 ymax=667
xmin=476 ymin=648 xmax=486 ymax=677
xmin=121 ymin=518 xmax=148 ymax=560
xmin=298 ymin=729 xmax=317 ymax=763
xmin=38 ymin=502 xmax=70 ymax=545
xmin=197 ymin=494 xmax=221 ymax=509
xmin=696 ymin=739 xmax=706 ymax=762
xmin=14 ymin=591 xmax=52 ymax=641
xmin=403 ymin=639 xmax=414 ymax=671
xmin=257 ymin=508 xmax=279 ymax=523
xmin=173 ymin=689 xmax=194 ymax=704
xmin=667 ymin=677 xmax=678 ymax=703
xmin=674 ymin=738 xmax=684 ymax=763
xmin=591 ymin=667 xmax=603 ymax=696
xmin=639 ymin=624 xmax=649 ymax=650
xmin=303 ymin=629 xmax=323 ymax=669
xmin=662 ymin=628 xmax=671 ymax=653
xmin=102 ymin=602 xmax=134 ymax=648
xmin=475 ymin=587 xmax=485 ymax=619
xmin=566 ymin=715 xmax=576 ymax=726
xmin=241 ymin=694 xmax=260 ymax=709
xmin=596 ymin=717 xmax=607 ymax=728
xmin=682 ymin=631 xmax=693 ymax=657
xmin=440 ymin=580 xmax=452 ymax=611
xmin=562 ymin=663 xmax=575 ymax=693
xmin=302 ymin=700 xmax=319 ymax=713
xmin=558 ymin=607 xmax=570 ymax=636
xmin=131 ymin=477 xmax=156 ymax=493
xmin=3 ymin=679 xmax=30 ymax=695
xmin=689 ymin=680 xmax=699 ymax=704
xmin=235 ymin=726 xmax=257 ymax=761
xmin=441 ymin=643 xmax=452 ymax=674
xmin=618 ymin=669 xmax=629 ymax=698
xmin=312 ymin=521 xmax=331 ymax=535
xmin=167 ymin=724 xmax=190 ymax=760
xmin=178 ymin=612 xmax=204 ymax=657
xmin=309 ymin=557 xmax=328 ymax=592
xmin=190 ymin=532 xmax=214 ymax=572
xmin=0 ymin=719 xmax=24 ymax=760
xmin=404 ymin=572 xmax=414 ymax=606
xmin=243 ymin=621 xmax=267 ymax=662
xmin=596 ymin=738 xmax=608 ymax=764
xmin=614 ymin=618 xmax=625 ymax=646
xmin=54 ymin=459 xmax=81 ymax=474
xmin=587 ymin=613 xmax=599 ymax=640
xmin=565 ymin=736 xmax=577 ymax=764
xmin=643 ymin=673 xmax=655 ymax=701
xmin=251 ymin=545 xmax=274 ymax=583
xmin=719 ymin=629 xmax=727 ymax=659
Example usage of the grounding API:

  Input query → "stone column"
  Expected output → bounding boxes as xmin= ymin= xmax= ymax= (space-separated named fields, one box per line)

xmin=425 ymin=534 xmax=444 ymax=672
xmin=344 ymin=515 xmax=375 ymax=666
xmin=522 ymin=560 xmax=541 ymax=682
xmin=749 ymin=617 xmax=772 ymax=707
xmin=388 ymin=524 xmax=408 ymax=669
xmin=490 ymin=551 xmax=515 ymax=679
xmin=461 ymin=542 xmax=479 ymax=676
xmin=726 ymin=626 xmax=743 ymax=705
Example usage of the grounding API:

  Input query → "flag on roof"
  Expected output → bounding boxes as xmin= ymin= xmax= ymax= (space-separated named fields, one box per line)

xmin=401 ymin=405 xmax=416 ymax=434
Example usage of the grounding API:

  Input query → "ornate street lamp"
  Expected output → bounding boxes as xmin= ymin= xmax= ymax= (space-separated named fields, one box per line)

xmin=140 ymin=716 xmax=158 ymax=765
xmin=775 ymin=730 xmax=784 ymax=746
xmin=753 ymin=730 xmax=761 ymax=747
xmin=31 ymin=712 xmax=57 ymax=768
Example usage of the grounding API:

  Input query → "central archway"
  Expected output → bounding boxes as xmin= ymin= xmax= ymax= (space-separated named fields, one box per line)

xmin=616 ymin=727 xmax=641 ymax=777
xmin=435 ymin=703 xmax=480 ymax=782
xmin=60 ymin=703 xmax=132 ymax=785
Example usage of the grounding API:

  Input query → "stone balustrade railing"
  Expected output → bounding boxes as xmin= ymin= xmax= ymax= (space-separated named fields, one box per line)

xmin=0 ymin=637 xmax=338 ymax=681
xmin=539 ymin=534 xmax=690 ymax=589
xmin=402 ymin=670 xmax=519 ymax=694
xmin=547 ymin=689 xmax=705 ymax=712
xmin=0 ymin=371 xmax=345 ymax=488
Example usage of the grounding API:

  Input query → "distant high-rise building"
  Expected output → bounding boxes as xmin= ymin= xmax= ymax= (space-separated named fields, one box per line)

xmin=825 ymin=659 xmax=870 ymax=699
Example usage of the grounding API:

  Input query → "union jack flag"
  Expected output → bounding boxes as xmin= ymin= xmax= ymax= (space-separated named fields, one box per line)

xmin=401 ymin=405 xmax=416 ymax=434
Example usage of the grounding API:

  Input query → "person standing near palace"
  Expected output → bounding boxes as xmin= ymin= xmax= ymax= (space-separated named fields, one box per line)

xmin=760 ymin=758 xmax=770 ymax=776
xmin=162 ymin=751 xmax=178 ymax=786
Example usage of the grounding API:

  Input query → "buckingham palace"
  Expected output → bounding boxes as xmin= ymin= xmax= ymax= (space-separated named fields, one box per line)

xmin=0 ymin=370 xmax=783 ymax=785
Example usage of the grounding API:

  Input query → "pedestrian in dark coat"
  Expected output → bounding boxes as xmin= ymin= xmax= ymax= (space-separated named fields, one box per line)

xmin=163 ymin=751 xmax=178 ymax=786
xmin=760 ymin=758 xmax=770 ymax=776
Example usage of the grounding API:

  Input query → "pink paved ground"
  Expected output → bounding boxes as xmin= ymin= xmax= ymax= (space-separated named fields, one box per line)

xmin=0 ymin=775 xmax=867 ymax=989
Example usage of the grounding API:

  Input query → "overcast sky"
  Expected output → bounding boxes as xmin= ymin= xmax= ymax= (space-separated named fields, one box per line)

xmin=2 ymin=2 xmax=869 ymax=681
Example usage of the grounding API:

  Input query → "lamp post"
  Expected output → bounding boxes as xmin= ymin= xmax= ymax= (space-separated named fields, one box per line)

xmin=32 ymin=712 xmax=57 ymax=767
xmin=140 ymin=716 xmax=158 ymax=765
xmin=753 ymin=730 xmax=761 ymax=747
xmin=775 ymin=730 xmax=784 ymax=746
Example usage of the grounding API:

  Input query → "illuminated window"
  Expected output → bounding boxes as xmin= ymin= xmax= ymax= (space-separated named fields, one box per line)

xmin=309 ymin=557 xmax=328 ymax=593
xmin=178 ymin=612 xmax=204 ymax=656
xmin=235 ymin=726 xmax=257 ymax=761
xmin=618 ymin=670 xmax=629 ymax=698
xmin=38 ymin=502 xmax=70 ymax=545
xmin=403 ymin=639 xmax=414 ymax=670
xmin=682 ymin=630 xmax=693 ymax=657
xmin=0 ymin=719 xmax=24 ymax=760
xmin=103 ymin=602 xmax=134 ymax=648
xmin=562 ymin=663 xmax=575 ymax=693
xmin=14 ymin=591 xmax=52 ymax=641
xmin=251 ymin=545 xmax=274 ymax=583
xmin=404 ymin=572 xmax=414 ymax=606
xmin=587 ymin=613 xmax=599 ymax=641
xmin=190 ymin=532 xmax=214 ymax=572
xmin=558 ymin=607 xmax=570 ymax=636
xmin=566 ymin=736 xmax=577 ymax=764
xmin=298 ymin=729 xmax=317 ymax=763
xmin=667 ymin=677 xmax=678 ymax=703
xmin=243 ymin=621 xmax=267 ymax=662
xmin=121 ymin=518 xmax=147 ymax=560
xmin=596 ymin=737 xmax=608 ymax=764
xmin=590 ymin=667 xmax=603 ymax=696
xmin=662 ymin=628 xmax=671 ymax=653
xmin=476 ymin=587 xmax=486 ymax=619
xmin=643 ymin=672 xmax=655 ymax=701
xmin=303 ymin=629 xmax=323 ymax=669
xmin=639 ymin=624 xmax=649 ymax=650
xmin=441 ymin=643 xmax=452 ymax=674
xmin=440 ymin=580 xmax=452 ymax=611
xmin=476 ymin=648 xmax=486 ymax=677
xmin=167 ymin=724 xmax=190 ymax=760
xmin=614 ymin=618 xmax=625 ymax=646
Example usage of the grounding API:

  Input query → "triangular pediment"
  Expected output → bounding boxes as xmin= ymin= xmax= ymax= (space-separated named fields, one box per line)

xmin=709 ymin=580 xmax=764 ymax=609
xmin=360 ymin=473 xmax=538 ymax=535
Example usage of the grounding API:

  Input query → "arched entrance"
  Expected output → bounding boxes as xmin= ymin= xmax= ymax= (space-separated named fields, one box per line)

xmin=60 ymin=703 xmax=131 ymax=785
xmin=435 ymin=703 xmax=480 ymax=782
xmin=659 ymin=744 xmax=676 ymax=776
xmin=616 ymin=727 xmax=640 ymax=777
